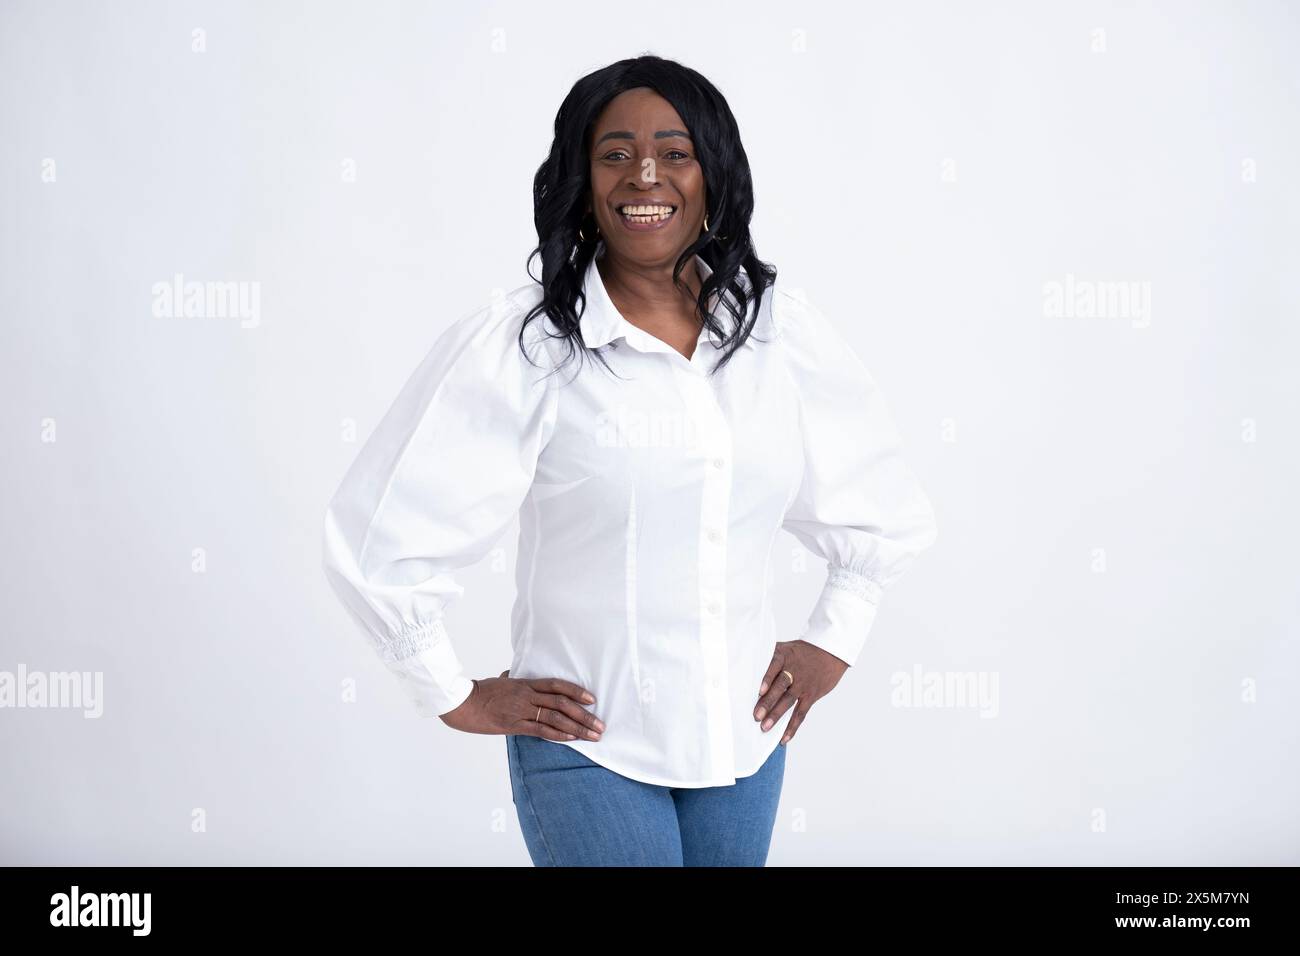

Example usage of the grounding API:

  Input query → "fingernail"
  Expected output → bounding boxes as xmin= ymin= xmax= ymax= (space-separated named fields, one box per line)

xmin=780 ymin=736 xmax=790 ymax=745
xmin=595 ymin=720 xmax=606 ymax=732
xmin=760 ymin=681 xmax=769 ymax=694
xmin=582 ymin=693 xmax=595 ymax=703
xmin=587 ymin=729 xmax=601 ymax=740
xmin=762 ymin=719 xmax=773 ymax=731
xmin=754 ymin=707 xmax=766 ymax=721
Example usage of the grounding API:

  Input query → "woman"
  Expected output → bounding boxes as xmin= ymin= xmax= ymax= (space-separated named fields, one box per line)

xmin=322 ymin=55 xmax=938 ymax=866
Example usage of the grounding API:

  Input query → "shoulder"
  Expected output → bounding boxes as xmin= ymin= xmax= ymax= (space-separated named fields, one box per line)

xmin=767 ymin=274 xmax=844 ymax=348
xmin=435 ymin=279 xmax=558 ymax=378
xmin=765 ymin=276 xmax=877 ymax=390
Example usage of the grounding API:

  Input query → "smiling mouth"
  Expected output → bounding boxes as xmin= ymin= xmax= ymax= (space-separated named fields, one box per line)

xmin=618 ymin=203 xmax=677 ymax=224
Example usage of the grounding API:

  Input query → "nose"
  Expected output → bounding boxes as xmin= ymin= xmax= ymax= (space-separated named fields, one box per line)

xmin=629 ymin=157 xmax=661 ymax=188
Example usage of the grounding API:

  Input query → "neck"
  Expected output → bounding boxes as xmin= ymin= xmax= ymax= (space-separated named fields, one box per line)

xmin=597 ymin=250 xmax=703 ymax=316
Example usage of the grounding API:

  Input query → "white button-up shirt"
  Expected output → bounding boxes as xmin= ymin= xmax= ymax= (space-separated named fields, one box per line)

xmin=322 ymin=249 xmax=938 ymax=788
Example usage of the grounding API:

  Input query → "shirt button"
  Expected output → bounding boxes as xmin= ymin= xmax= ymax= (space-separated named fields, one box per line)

xmin=711 ymin=676 xmax=722 ymax=689
xmin=707 ymin=529 xmax=722 ymax=544
xmin=706 ymin=602 xmax=721 ymax=615
xmin=711 ymin=457 xmax=726 ymax=470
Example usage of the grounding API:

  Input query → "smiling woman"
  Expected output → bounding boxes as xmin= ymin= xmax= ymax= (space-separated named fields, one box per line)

xmin=524 ymin=57 xmax=775 ymax=373
xmin=321 ymin=53 xmax=939 ymax=868
xmin=593 ymin=115 xmax=693 ymax=234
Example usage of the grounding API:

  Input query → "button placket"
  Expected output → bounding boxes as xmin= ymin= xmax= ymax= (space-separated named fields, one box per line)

xmin=676 ymin=365 xmax=735 ymax=781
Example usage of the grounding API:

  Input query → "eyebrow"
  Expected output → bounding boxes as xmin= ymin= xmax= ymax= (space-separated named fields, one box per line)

xmin=594 ymin=129 xmax=693 ymax=147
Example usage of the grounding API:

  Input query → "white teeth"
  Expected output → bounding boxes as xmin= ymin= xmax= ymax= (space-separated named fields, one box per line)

xmin=620 ymin=204 xmax=675 ymax=222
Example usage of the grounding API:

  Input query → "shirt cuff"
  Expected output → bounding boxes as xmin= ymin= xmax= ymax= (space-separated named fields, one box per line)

xmin=796 ymin=566 xmax=884 ymax=668
xmin=383 ymin=619 xmax=475 ymax=717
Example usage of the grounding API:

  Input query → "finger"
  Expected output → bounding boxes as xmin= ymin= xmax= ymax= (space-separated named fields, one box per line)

xmin=759 ymin=690 xmax=798 ymax=732
xmin=532 ymin=676 xmax=597 ymax=705
xmin=781 ymin=701 xmax=810 ymax=745
xmin=531 ymin=703 xmax=601 ymax=741
xmin=758 ymin=647 xmax=786 ymax=696
xmin=525 ymin=716 xmax=580 ymax=742
xmin=537 ymin=692 xmax=605 ymax=736
xmin=754 ymin=667 xmax=794 ymax=721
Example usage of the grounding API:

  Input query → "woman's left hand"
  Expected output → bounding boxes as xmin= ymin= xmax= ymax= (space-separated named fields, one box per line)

xmin=755 ymin=640 xmax=849 ymax=745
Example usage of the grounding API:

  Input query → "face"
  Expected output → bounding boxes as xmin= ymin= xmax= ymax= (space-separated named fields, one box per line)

xmin=587 ymin=87 xmax=707 ymax=267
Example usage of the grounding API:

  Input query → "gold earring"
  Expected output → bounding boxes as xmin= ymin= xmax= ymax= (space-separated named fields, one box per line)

xmin=704 ymin=213 xmax=710 ymax=232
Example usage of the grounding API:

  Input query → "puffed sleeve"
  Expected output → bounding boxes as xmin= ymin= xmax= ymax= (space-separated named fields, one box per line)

xmin=775 ymin=285 xmax=938 ymax=668
xmin=321 ymin=297 xmax=558 ymax=717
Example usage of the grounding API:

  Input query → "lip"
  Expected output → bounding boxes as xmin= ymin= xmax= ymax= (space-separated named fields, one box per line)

xmin=614 ymin=203 xmax=678 ymax=233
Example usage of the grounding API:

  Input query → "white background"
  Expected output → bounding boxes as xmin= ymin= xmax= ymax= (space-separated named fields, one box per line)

xmin=1 ymin=0 xmax=1296 ymax=865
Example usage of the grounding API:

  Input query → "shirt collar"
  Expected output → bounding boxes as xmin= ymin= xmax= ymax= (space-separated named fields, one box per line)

xmin=579 ymin=247 xmax=766 ymax=354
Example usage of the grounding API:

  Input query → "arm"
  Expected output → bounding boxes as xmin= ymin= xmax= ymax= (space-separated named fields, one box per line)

xmin=776 ymin=284 xmax=939 ymax=669
xmin=321 ymin=298 xmax=558 ymax=717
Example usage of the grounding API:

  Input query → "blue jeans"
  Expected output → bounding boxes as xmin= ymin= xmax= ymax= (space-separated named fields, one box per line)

xmin=506 ymin=733 xmax=786 ymax=866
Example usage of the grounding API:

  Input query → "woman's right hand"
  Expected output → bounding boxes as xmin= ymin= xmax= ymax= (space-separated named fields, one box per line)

xmin=439 ymin=669 xmax=605 ymax=741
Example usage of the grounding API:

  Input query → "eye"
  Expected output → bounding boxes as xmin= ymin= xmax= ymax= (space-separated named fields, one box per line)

xmin=666 ymin=149 xmax=690 ymax=160
xmin=601 ymin=150 xmax=631 ymax=161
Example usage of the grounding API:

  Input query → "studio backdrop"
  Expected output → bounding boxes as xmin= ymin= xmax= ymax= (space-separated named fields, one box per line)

xmin=1 ymin=0 xmax=1296 ymax=864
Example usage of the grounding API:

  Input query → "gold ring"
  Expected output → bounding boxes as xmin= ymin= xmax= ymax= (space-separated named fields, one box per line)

xmin=782 ymin=669 xmax=794 ymax=684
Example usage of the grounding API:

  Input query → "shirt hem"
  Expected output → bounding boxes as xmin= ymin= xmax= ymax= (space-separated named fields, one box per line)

xmin=548 ymin=713 xmax=790 ymax=789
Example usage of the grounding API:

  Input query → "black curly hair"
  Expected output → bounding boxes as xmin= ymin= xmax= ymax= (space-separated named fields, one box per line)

xmin=521 ymin=54 xmax=778 ymax=380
